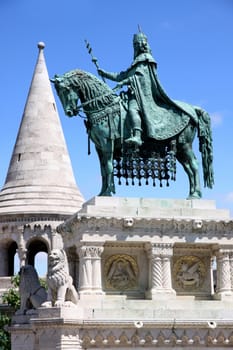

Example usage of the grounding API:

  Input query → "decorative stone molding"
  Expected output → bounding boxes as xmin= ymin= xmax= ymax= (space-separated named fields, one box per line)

xmin=0 ymin=213 xmax=68 ymax=225
xmin=79 ymin=324 xmax=233 ymax=348
xmin=60 ymin=216 xmax=233 ymax=248
xmin=10 ymin=311 xmax=233 ymax=349
xmin=24 ymin=223 xmax=52 ymax=237
xmin=78 ymin=245 xmax=104 ymax=258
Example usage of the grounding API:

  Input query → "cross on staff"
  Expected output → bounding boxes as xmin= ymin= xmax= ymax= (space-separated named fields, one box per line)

xmin=85 ymin=39 xmax=106 ymax=82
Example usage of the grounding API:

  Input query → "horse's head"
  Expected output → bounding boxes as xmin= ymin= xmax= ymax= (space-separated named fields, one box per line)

xmin=51 ymin=74 xmax=79 ymax=117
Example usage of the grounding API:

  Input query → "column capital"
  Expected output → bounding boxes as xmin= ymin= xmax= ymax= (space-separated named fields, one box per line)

xmin=145 ymin=242 xmax=174 ymax=258
xmin=77 ymin=244 xmax=104 ymax=258
xmin=215 ymin=245 xmax=233 ymax=256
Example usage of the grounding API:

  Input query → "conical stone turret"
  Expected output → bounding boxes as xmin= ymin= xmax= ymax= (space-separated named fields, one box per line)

xmin=0 ymin=42 xmax=84 ymax=215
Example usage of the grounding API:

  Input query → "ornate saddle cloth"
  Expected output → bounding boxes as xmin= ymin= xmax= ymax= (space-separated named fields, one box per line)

xmin=143 ymin=100 xmax=197 ymax=141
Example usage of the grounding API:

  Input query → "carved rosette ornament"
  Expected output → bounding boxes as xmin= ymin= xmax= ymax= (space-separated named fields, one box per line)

xmin=173 ymin=256 xmax=206 ymax=291
xmin=104 ymin=254 xmax=138 ymax=290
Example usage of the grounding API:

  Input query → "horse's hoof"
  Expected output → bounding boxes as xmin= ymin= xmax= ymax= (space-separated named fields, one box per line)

xmin=98 ymin=192 xmax=112 ymax=197
xmin=187 ymin=193 xmax=202 ymax=200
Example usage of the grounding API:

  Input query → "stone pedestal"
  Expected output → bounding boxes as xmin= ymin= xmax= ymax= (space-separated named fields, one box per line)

xmin=10 ymin=197 xmax=233 ymax=349
xmin=10 ymin=309 xmax=83 ymax=350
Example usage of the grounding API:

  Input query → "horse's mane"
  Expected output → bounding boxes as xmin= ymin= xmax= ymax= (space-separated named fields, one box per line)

xmin=63 ymin=69 xmax=116 ymax=112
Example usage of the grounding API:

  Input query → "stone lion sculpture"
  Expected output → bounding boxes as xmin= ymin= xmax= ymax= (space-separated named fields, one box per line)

xmin=42 ymin=249 xmax=79 ymax=307
xmin=16 ymin=265 xmax=47 ymax=315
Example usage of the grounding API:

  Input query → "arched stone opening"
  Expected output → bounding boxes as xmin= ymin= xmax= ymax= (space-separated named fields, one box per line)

xmin=34 ymin=251 xmax=48 ymax=277
xmin=8 ymin=241 xmax=18 ymax=276
xmin=0 ymin=240 xmax=18 ymax=276
xmin=26 ymin=239 xmax=48 ymax=267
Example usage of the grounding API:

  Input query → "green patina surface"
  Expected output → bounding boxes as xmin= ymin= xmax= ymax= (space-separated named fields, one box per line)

xmin=52 ymin=31 xmax=214 ymax=199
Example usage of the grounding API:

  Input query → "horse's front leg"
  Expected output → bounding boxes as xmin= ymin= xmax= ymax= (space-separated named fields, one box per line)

xmin=96 ymin=142 xmax=115 ymax=196
xmin=101 ymin=148 xmax=115 ymax=196
xmin=104 ymin=151 xmax=116 ymax=196
xmin=96 ymin=147 xmax=108 ymax=196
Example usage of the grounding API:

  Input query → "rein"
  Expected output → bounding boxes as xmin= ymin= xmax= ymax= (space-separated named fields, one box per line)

xmin=79 ymin=91 xmax=117 ymax=113
xmin=73 ymin=91 xmax=113 ymax=116
xmin=65 ymin=72 xmax=121 ymax=155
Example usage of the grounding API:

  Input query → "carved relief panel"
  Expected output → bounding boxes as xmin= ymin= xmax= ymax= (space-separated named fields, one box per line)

xmin=105 ymin=254 xmax=138 ymax=290
xmin=172 ymin=245 xmax=212 ymax=297
xmin=102 ymin=243 xmax=148 ymax=298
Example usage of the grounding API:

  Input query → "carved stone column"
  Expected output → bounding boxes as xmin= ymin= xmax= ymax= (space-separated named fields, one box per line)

xmin=17 ymin=230 xmax=27 ymax=268
xmin=146 ymin=243 xmax=176 ymax=299
xmin=91 ymin=246 xmax=104 ymax=291
xmin=163 ymin=254 xmax=173 ymax=291
xmin=77 ymin=244 xmax=104 ymax=295
xmin=229 ymin=252 xmax=233 ymax=292
xmin=151 ymin=256 xmax=163 ymax=290
xmin=210 ymin=256 xmax=215 ymax=295
xmin=215 ymin=248 xmax=233 ymax=299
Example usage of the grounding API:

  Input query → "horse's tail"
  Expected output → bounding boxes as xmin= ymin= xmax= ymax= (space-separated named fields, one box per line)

xmin=196 ymin=108 xmax=214 ymax=189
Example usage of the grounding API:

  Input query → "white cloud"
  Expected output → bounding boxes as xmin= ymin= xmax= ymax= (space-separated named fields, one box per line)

xmin=210 ymin=112 xmax=223 ymax=127
xmin=225 ymin=192 xmax=233 ymax=202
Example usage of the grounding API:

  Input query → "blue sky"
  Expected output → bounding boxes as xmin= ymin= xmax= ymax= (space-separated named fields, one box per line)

xmin=1 ymin=0 xmax=233 ymax=216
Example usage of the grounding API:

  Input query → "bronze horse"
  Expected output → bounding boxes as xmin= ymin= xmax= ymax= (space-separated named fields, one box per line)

xmin=52 ymin=69 xmax=214 ymax=198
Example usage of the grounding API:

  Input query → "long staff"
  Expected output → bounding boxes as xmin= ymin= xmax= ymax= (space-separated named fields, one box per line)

xmin=85 ymin=39 xmax=106 ymax=82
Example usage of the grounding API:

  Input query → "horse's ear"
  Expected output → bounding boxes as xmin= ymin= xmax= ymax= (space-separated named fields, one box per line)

xmin=50 ymin=74 xmax=61 ymax=83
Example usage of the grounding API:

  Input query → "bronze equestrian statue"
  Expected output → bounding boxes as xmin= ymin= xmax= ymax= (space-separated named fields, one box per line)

xmin=51 ymin=31 xmax=214 ymax=199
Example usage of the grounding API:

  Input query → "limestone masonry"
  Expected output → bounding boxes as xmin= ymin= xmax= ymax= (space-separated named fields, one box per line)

xmin=1 ymin=43 xmax=233 ymax=350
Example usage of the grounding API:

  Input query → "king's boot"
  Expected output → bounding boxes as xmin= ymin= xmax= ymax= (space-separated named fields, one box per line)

xmin=125 ymin=128 xmax=142 ymax=147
